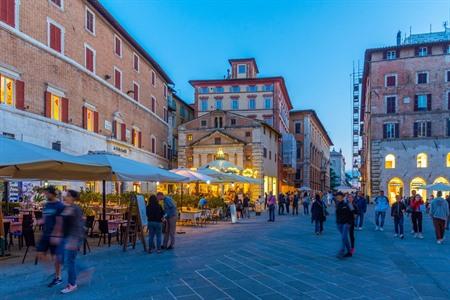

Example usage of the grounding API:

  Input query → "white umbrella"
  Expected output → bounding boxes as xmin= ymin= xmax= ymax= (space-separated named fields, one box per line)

xmin=170 ymin=167 xmax=217 ymax=183
xmin=425 ymin=183 xmax=450 ymax=192
xmin=0 ymin=136 xmax=110 ymax=180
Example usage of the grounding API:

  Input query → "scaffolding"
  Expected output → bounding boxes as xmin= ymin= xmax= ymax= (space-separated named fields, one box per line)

xmin=350 ymin=61 xmax=363 ymax=187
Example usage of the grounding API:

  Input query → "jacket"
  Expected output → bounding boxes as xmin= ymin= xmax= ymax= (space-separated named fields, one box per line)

xmin=410 ymin=199 xmax=424 ymax=213
xmin=430 ymin=197 xmax=450 ymax=221
xmin=163 ymin=197 xmax=177 ymax=218
xmin=311 ymin=200 xmax=326 ymax=222
xmin=391 ymin=201 xmax=406 ymax=218
xmin=374 ymin=196 xmax=389 ymax=212
xmin=335 ymin=201 xmax=353 ymax=224
xmin=355 ymin=196 xmax=367 ymax=213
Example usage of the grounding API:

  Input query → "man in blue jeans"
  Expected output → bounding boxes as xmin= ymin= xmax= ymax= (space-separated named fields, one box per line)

xmin=374 ymin=191 xmax=390 ymax=231
xmin=335 ymin=192 xmax=353 ymax=258
xmin=355 ymin=192 xmax=367 ymax=230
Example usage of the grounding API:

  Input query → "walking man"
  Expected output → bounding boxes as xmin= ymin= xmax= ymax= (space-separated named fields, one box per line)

xmin=267 ymin=191 xmax=276 ymax=222
xmin=303 ymin=192 xmax=310 ymax=215
xmin=430 ymin=191 xmax=450 ymax=244
xmin=278 ymin=193 xmax=285 ymax=215
xmin=374 ymin=191 xmax=389 ymax=231
xmin=355 ymin=192 xmax=367 ymax=230
xmin=335 ymin=192 xmax=353 ymax=258
xmin=292 ymin=192 xmax=299 ymax=216
xmin=391 ymin=194 xmax=406 ymax=239
xmin=159 ymin=192 xmax=177 ymax=250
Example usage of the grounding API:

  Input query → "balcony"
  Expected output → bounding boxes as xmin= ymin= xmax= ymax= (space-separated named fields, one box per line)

xmin=167 ymin=95 xmax=176 ymax=111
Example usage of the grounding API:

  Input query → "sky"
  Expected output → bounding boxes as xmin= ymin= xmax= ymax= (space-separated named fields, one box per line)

xmin=100 ymin=0 xmax=450 ymax=168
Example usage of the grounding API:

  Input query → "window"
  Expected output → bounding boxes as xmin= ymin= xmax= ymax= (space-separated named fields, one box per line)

xmin=0 ymin=74 xmax=14 ymax=106
xmin=386 ymin=50 xmax=397 ymax=60
xmin=199 ymin=87 xmax=209 ymax=94
xmin=446 ymin=70 xmax=450 ymax=82
xmin=163 ymin=107 xmax=167 ymax=122
xmin=214 ymin=137 xmax=221 ymax=145
xmin=214 ymin=117 xmax=223 ymax=128
xmin=50 ymin=0 xmax=63 ymax=8
xmin=85 ymin=44 xmax=95 ymax=73
xmin=215 ymin=99 xmax=222 ymax=110
xmin=180 ymin=106 xmax=186 ymax=118
xmin=248 ymin=98 xmax=256 ymax=109
xmin=164 ymin=85 xmax=168 ymax=99
xmin=295 ymin=168 xmax=302 ymax=180
xmin=385 ymin=75 xmax=397 ymax=87
xmin=247 ymin=85 xmax=257 ymax=92
xmin=48 ymin=20 xmax=63 ymax=53
xmin=214 ymin=86 xmax=224 ymax=93
xmin=269 ymin=151 xmax=272 ymax=160
xmin=50 ymin=94 xmax=61 ymax=121
xmin=263 ymin=84 xmax=274 ymax=92
xmin=52 ymin=141 xmax=61 ymax=151
xmin=201 ymin=99 xmax=208 ymax=111
xmin=201 ymin=120 xmax=207 ymax=127
xmin=85 ymin=6 xmax=95 ymax=34
xmin=296 ymin=142 xmax=303 ymax=159
xmin=417 ymin=47 xmax=428 ymax=57
xmin=133 ymin=82 xmax=139 ymax=101
xmin=151 ymin=97 xmax=156 ymax=113
xmin=151 ymin=137 xmax=156 ymax=153
xmin=133 ymin=53 xmax=139 ymax=72
xmin=295 ymin=122 xmax=301 ymax=134
xmin=238 ymin=64 xmax=246 ymax=74
xmin=417 ymin=72 xmax=428 ymax=84
xmin=187 ymin=134 xmax=193 ymax=141
xmin=386 ymin=96 xmax=396 ymax=113
xmin=447 ymin=153 xmax=450 ymax=167
xmin=132 ymin=129 xmax=141 ymax=147
xmin=413 ymin=121 xmax=431 ymax=137
xmin=414 ymin=94 xmax=430 ymax=111
xmin=230 ymin=118 xmax=236 ymax=125
xmin=151 ymin=71 xmax=156 ymax=86
xmin=245 ymin=131 xmax=251 ymax=137
xmin=385 ymin=154 xmax=396 ymax=169
xmin=383 ymin=123 xmax=399 ymax=139
xmin=263 ymin=147 xmax=267 ymax=158
xmin=264 ymin=98 xmax=272 ymax=109
xmin=114 ymin=67 xmax=122 ymax=90
xmin=82 ymin=106 xmax=98 ymax=133
xmin=417 ymin=153 xmax=428 ymax=168
xmin=113 ymin=121 xmax=126 ymax=141
xmin=0 ymin=0 xmax=16 ymax=27
xmin=114 ymin=35 xmax=122 ymax=57
xmin=230 ymin=86 xmax=240 ymax=93
xmin=231 ymin=99 xmax=239 ymax=110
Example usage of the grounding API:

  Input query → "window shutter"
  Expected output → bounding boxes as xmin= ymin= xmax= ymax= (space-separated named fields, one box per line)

xmin=45 ymin=91 xmax=52 ymax=118
xmin=426 ymin=121 xmax=431 ymax=137
xmin=112 ymin=120 xmax=117 ymax=138
xmin=94 ymin=111 xmax=99 ymax=133
xmin=121 ymin=123 xmax=126 ymax=142
xmin=427 ymin=94 xmax=432 ymax=111
xmin=413 ymin=122 xmax=418 ymax=137
xmin=383 ymin=124 xmax=387 ymax=139
xmin=414 ymin=95 xmax=418 ymax=111
xmin=86 ymin=48 xmax=93 ymax=72
xmin=1 ymin=0 xmax=15 ymax=27
xmin=55 ymin=26 xmax=61 ymax=52
xmin=15 ymin=80 xmax=25 ymax=110
xmin=82 ymin=107 xmax=87 ymax=129
xmin=61 ymin=97 xmax=69 ymax=123
xmin=138 ymin=131 xmax=142 ymax=148
xmin=395 ymin=123 xmax=399 ymax=138
xmin=131 ymin=128 xmax=135 ymax=144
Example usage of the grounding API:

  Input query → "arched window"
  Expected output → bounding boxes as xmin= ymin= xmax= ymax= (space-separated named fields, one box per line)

xmin=416 ymin=153 xmax=427 ymax=168
xmin=387 ymin=177 xmax=403 ymax=204
xmin=434 ymin=177 xmax=450 ymax=198
xmin=385 ymin=154 xmax=396 ymax=169
xmin=410 ymin=177 xmax=427 ymax=199
xmin=447 ymin=153 xmax=450 ymax=167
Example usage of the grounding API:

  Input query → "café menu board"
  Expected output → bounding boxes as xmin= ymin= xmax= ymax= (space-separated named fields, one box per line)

xmin=136 ymin=194 xmax=148 ymax=227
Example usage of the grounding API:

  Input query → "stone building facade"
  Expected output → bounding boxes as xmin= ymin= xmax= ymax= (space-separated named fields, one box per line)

xmin=0 ymin=0 xmax=173 ymax=191
xmin=330 ymin=149 xmax=346 ymax=186
xmin=361 ymin=29 xmax=450 ymax=201
xmin=290 ymin=110 xmax=333 ymax=193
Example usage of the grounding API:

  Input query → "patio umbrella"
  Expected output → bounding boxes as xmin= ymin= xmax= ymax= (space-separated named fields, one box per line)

xmin=425 ymin=183 xmax=450 ymax=191
xmin=200 ymin=159 xmax=243 ymax=173
xmin=0 ymin=136 xmax=111 ymax=180
xmin=170 ymin=167 xmax=217 ymax=183
xmin=79 ymin=151 xmax=187 ymax=219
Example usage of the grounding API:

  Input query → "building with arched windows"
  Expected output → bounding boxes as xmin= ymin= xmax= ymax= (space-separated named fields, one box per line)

xmin=360 ymin=28 xmax=450 ymax=201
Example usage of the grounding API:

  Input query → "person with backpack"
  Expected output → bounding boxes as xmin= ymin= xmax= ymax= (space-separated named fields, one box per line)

xmin=374 ymin=190 xmax=389 ymax=231
xmin=311 ymin=194 xmax=326 ymax=235
xmin=410 ymin=194 xmax=425 ymax=239
xmin=355 ymin=192 xmax=367 ymax=230
xmin=335 ymin=192 xmax=353 ymax=258
xmin=429 ymin=191 xmax=450 ymax=244
xmin=146 ymin=194 xmax=164 ymax=253
xmin=391 ymin=194 xmax=406 ymax=239
xmin=302 ymin=192 xmax=310 ymax=215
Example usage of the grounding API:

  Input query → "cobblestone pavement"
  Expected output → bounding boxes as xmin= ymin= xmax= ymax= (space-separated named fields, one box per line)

xmin=1 ymin=206 xmax=450 ymax=300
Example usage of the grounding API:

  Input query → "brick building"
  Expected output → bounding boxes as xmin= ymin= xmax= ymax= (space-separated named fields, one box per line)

xmin=0 ymin=0 xmax=174 ymax=191
xmin=289 ymin=110 xmax=333 ymax=193
xmin=360 ymin=28 xmax=450 ymax=202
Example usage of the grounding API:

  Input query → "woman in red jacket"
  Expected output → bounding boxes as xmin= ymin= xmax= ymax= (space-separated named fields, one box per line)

xmin=410 ymin=194 xmax=425 ymax=239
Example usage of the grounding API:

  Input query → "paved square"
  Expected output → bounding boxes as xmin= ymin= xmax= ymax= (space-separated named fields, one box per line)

xmin=1 ymin=206 xmax=449 ymax=299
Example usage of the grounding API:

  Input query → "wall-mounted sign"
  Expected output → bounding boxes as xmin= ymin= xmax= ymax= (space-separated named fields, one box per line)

xmin=104 ymin=120 xmax=112 ymax=131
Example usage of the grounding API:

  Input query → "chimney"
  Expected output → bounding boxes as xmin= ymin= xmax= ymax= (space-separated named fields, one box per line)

xmin=396 ymin=30 xmax=401 ymax=45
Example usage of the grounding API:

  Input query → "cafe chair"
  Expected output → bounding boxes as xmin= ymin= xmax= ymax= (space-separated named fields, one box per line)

xmin=85 ymin=216 xmax=95 ymax=238
xmin=33 ymin=211 xmax=43 ymax=231
xmin=97 ymin=220 xmax=117 ymax=247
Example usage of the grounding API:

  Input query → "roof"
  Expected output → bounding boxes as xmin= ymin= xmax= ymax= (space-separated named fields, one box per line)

xmin=189 ymin=76 xmax=293 ymax=110
xmin=404 ymin=28 xmax=450 ymax=44
xmin=228 ymin=58 xmax=259 ymax=73
xmin=290 ymin=109 xmax=333 ymax=146
xmin=87 ymin=0 xmax=173 ymax=84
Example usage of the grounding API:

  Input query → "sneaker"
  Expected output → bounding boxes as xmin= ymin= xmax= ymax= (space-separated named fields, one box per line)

xmin=394 ymin=234 xmax=398 ymax=238
xmin=437 ymin=240 xmax=442 ymax=244
xmin=414 ymin=233 xmax=418 ymax=238
xmin=400 ymin=234 xmax=404 ymax=239
xmin=411 ymin=230 xmax=415 ymax=234
xmin=48 ymin=277 xmax=63 ymax=288
xmin=418 ymin=234 xmax=424 ymax=239
xmin=343 ymin=252 xmax=353 ymax=258
xmin=61 ymin=284 xmax=77 ymax=294
xmin=380 ymin=227 xmax=384 ymax=232
xmin=375 ymin=226 xmax=379 ymax=231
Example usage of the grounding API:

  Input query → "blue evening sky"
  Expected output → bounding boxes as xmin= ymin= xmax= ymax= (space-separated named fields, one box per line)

xmin=100 ymin=0 xmax=449 ymax=167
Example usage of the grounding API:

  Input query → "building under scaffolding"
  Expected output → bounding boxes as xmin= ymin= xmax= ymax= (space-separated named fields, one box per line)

xmin=351 ymin=62 xmax=363 ymax=188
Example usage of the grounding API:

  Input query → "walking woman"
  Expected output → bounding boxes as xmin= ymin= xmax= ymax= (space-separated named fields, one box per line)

xmin=410 ymin=194 xmax=425 ymax=239
xmin=347 ymin=194 xmax=359 ymax=254
xmin=146 ymin=195 xmax=164 ymax=253
xmin=311 ymin=194 xmax=326 ymax=235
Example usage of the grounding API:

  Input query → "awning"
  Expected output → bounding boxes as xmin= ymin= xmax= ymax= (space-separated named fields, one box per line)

xmin=170 ymin=167 xmax=218 ymax=183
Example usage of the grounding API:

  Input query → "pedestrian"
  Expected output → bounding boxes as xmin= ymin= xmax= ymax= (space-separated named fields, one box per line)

xmin=235 ymin=195 xmax=243 ymax=219
xmin=267 ymin=191 xmax=276 ymax=222
xmin=264 ymin=192 xmax=268 ymax=210
xmin=292 ymin=192 xmax=299 ymax=216
xmin=278 ymin=193 xmax=285 ymax=215
xmin=59 ymin=190 xmax=86 ymax=294
xmin=146 ymin=195 xmax=164 ymax=253
xmin=429 ymin=191 xmax=450 ymax=244
xmin=159 ymin=192 xmax=177 ymax=250
xmin=374 ymin=190 xmax=389 ymax=231
xmin=355 ymin=192 xmax=367 ymax=230
xmin=347 ymin=194 xmax=358 ymax=254
xmin=335 ymin=192 xmax=353 ymax=258
xmin=36 ymin=186 xmax=65 ymax=288
xmin=198 ymin=194 xmax=207 ymax=209
xmin=311 ymin=194 xmax=326 ymax=235
xmin=391 ymin=194 xmax=406 ymax=239
xmin=409 ymin=194 xmax=425 ymax=239
xmin=285 ymin=192 xmax=291 ymax=215
xmin=303 ymin=192 xmax=310 ymax=215
xmin=243 ymin=194 xmax=250 ymax=219
xmin=407 ymin=190 xmax=417 ymax=234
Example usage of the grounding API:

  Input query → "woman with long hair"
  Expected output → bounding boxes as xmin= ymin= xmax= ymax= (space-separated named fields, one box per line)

xmin=146 ymin=194 xmax=164 ymax=253
xmin=410 ymin=194 xmax=425 ymax=239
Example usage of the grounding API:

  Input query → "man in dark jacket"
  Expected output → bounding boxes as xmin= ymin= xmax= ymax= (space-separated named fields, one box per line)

xmin=335 ymin=192 xmax=353 ymax=258
xmin=391 ymin=194 xmax=406 ymax=239
xmin=355 ymin=192 xmax=367 ymax=230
